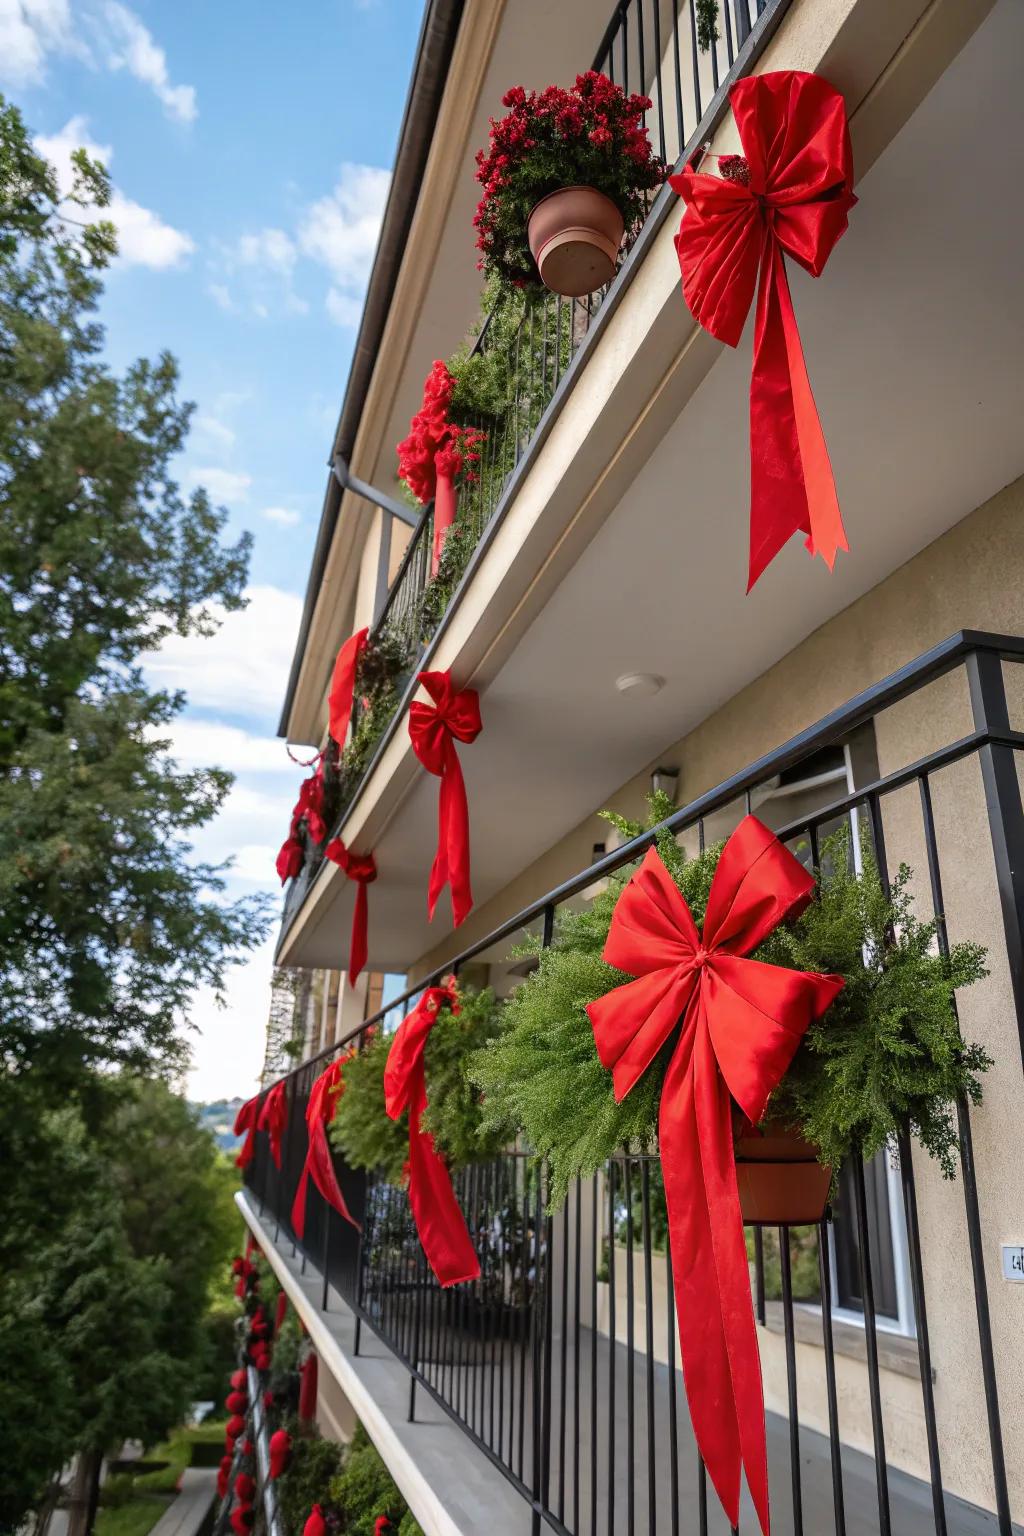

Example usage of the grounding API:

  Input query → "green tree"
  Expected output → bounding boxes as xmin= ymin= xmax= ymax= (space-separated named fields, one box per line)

xmin=0 ymin=94 xmax=264 ymax=1081
xmin=0 ymin=1077 xmax=238 ymax=1535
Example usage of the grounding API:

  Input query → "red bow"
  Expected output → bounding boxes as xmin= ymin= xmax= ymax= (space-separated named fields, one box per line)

xmin=328 ymin=627 xmax=369 ymax=748
xmin=233 ymin=1095 xmax=261 ymax=1168
xmin=303 ymin=1507 xmax=325 ymax=1536
xmin=325 ymin=839 xmax=377 ymax=983
xmin=384 ymin=984 xmax=480 ymax=1286
xmin=275 ymin=832 xmax=303 ymax=884
xmin=298 ymin=1352 xmax=318 ymax=1425
xmin=291 ymin=1058 xmax=361 ymax=1240
xmin=234 ymin=1474 xmax=255 ymax=1504
xmin=257 ymin=1081 xmax=288 ymax=1170
xmin=408 ymin=670 xmax=482 ymax=926
xmin=671 ymin=71 xmax=856 ymax=591
xmin=587 ymin=817 xmax=842 ymax=1534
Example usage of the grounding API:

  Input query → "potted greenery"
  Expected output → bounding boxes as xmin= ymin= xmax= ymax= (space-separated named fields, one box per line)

xmin=468 ymin=796 xmax=991 ymax=1225
xmin=473 ymin=72 xmax=665 ymax=298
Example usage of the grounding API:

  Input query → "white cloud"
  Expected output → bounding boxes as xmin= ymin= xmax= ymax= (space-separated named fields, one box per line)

xmin=193 ymin=414 xmax=236 ymax=455
xmin=0 ymin=0 xmax=75 ymax=86
xmin=188 ymin=466 xmax=252 ymax=504
xmin=102 ymin=0 xmax=196 ymax=123
xmin=261 ymin=505 xmax=300 ymax=527
xmin=185 ymin=935 xmax=275 ymax=1101
xmin=159 ymin=717 xmax=295 ymax=774
xmin=36 ymin=117 xmax=194 ymax=269
xmin=298 ymin=161 xmax=389 ymax=325
xmin=146 ymin=584 xmax=304 ymax=724
xmin=207 ymin=282 xmax=234 ymax=313
xmin=236 ymin=227 xmax=296 ymax=274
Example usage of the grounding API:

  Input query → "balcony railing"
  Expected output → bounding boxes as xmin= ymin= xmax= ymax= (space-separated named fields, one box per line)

xmin=255 ymin=630 xmax=1024 ymax=1535
xmin=280 ymin=0 xmax=792 ymax=934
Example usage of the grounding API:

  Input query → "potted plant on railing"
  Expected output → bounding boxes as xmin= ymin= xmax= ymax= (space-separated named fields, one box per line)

xmin=468 ymin=795 xmax=991 ymax=1224
xmin=473 ymin=72 xmax=665 ymax=299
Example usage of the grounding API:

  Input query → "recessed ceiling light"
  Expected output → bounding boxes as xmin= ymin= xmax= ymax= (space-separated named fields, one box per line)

xmin=615 ymin=672 xmax=665 ymax=697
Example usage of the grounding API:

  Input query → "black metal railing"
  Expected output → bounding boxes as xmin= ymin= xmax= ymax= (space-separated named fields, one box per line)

xmin=255 ymin=631 xmax=1024 ymax=1535
xmin=279 ymin=0 xmax=793 ymax=937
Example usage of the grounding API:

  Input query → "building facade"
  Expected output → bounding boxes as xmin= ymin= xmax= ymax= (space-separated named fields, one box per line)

xmin=241 ymin=2 xmax=1024 ymax=1532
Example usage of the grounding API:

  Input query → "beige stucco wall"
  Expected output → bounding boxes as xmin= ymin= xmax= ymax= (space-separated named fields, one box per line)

xmin=412 ymin=469 xmax=1024 ymax=1519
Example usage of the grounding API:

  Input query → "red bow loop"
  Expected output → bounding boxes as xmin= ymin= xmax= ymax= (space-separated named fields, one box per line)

xmin=325 ymin=839 xmax=378 ymax=984
xmin=257 ymin=1081 xmax=288 ymax=1170
xmin=671 ymin=70 xmax=856 ymax=590
xmin=233 ymin=1095 xmax=261 ymax=1168
xmin=291 ymin=1058 xmax=361 ymax=1239
xmin=408 ymin=670 xmax=482 ymax=926
xmin=384 ymin=985 xmax=479 ymax=1287
xmin=586 ymin=816 xmax=843 ymax=1534
xmin=328 ymin=627 xmax=369 ymax=749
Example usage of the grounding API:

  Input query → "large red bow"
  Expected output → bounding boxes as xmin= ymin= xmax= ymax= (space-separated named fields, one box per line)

xmin=328 ymin=627 xmax=368 ymax=749
xmin=325 ymin=839 xmax=377 ymax=983
xmin=587 ymin=817 xmax=842 ymax=1534
xmin=291 ymin=1058 xmax=361 ymax=1240
xmin=257 ymin=1080 xmax=288 ymax=1169
xmin=408 ymin=670 xmax=482 ymax=926
xmin=233 ymin=1094 xmax=261 ymax=1168
xmin=671 ymin=71 xmax=856 ymax=591
xmin=384 ymin=984 xmax=480 ymax=1286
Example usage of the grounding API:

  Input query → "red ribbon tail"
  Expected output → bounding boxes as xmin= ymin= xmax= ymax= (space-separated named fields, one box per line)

xmin=662 ymin=1026 xmax=770 ymax=1536
xmin=432 ymin=470 xmax=457 ymax=577
xmin=328 ymin=628 xmax=368 ymax=748
xmin=407 ymin=1092 xmax=480 ymax=1287
xmin=429 ymin=736 xmax=472 ymax=925
xmin=290 ymin=1163 xmax=310 ymax=1240
xmin=747 ymin=237 xmax=847 ymax=591
xmin=349 ymin=879 xmax=368 ymax=985
xmin=308 ymin=1118 xmax=361 ymax=1232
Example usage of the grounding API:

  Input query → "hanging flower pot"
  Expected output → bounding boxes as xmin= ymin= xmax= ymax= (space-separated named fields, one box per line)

xmin=473 ymin=73 xmax=665 ymax=297
xmin=733 ymin=1118 xmax=832 ymax=1226
xmin=527 ymin=186 xmax=625 ymax=298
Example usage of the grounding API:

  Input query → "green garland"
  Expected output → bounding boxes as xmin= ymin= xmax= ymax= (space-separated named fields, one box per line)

xmin=469 ymin=797 xmax=990 ymax=1208
xmin=330 ymin=987 xmax=507 ymax=1182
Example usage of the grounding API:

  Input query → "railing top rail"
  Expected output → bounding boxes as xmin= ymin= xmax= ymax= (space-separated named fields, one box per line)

xmin=272 ymin=628 xmax=1024 ymax=1088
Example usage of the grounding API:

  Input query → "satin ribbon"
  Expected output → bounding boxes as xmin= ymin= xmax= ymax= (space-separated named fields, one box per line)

xmin=384 ymin=983 xmax=480 ymax=1287
xmin=291 ymin=1058 xmax=361 ymax=1240
xmin=328 ymin=627 xmax=369 ymax=749
xmin=257 ymin=1080 xmax=288 ymax=1169
xmin=324 ymin=838 xmax=377 ymax=983
xmin=233 ymin=1095 xmax=261 ymax=1168
xmin=408 ymin=670 xmax=482 ymax=926
xmin=587 ymin=816 xmax=843 ymax=1534
xmin=275 ymin=832 xmax=303 ymax=885
xmin=671 ymin=70 xmax=856 ymax=591
xmin=432 ymin=452 xmax=458 ymax=575
xmin=298 ymin=1353 xmax=318 ymax=1425
xmin=268 ymin=1429 xmax=292 ymax=1480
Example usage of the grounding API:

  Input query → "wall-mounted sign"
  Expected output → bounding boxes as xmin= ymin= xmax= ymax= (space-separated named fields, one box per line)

xmin=1002 ymin=1244 xmax=1024 ymax=1281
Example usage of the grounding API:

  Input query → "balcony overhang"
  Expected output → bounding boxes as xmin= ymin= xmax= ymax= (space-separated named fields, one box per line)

xmin=278 ymin=0 xmax=1020 ymax=974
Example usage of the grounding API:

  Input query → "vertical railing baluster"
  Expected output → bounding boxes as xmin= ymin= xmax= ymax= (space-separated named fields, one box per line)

xmin=779 ymin=1225 xmax=803 ymax=1535
xmin=817 ymin=1218 xmax=847 ymax=1536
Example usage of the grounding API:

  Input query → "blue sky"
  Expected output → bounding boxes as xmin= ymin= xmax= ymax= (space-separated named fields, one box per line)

xmin=0 ymin=0 xmax=425 ymax=1098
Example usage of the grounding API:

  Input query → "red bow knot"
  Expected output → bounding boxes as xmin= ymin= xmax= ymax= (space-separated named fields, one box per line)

xmin=257 ymin=1080 xmax=288 ymax=1169
xmin=587 ymin=816 xmax=842 ymax=1534
xmin=328 ymin=627 xmax=369 ymax=749
xmin=671 ymin=70 xmax=856 ymax=591
xmin=408 ymin=670 xmax=482 ymax=926
xmin=384 ymin=984 xmax=480 ymax=1287
xmin=325 ymin=839 xmax=377 ymax=983
xmin=291 ymin=1057 xmax=361 ymax=1240
xmin=233 ymin=1095 xmax=261 ymax=1169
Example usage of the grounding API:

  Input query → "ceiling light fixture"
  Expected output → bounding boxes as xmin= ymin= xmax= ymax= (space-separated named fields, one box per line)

xmin=615 ymin=671 xmax=665 ymax=697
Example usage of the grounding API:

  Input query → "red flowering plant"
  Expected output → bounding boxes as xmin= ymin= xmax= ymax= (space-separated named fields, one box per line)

xmin=474 ymin=72 xmax=665 ymax=289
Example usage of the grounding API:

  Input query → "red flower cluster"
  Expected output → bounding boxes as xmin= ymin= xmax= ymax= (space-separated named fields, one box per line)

xmin=473 ymin=71 xmax=665 ymax=287
xmin=396 ymin=360 xmax=483 ymax=505
xmin=275 ymin=761 xmax=327 ymax=884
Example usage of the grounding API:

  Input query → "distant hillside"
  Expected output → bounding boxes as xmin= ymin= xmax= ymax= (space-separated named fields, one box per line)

xmin=193 ymin=1097 xmax=246 ymax=1153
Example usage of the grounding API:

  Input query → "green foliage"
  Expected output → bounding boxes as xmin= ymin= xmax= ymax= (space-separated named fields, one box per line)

xmin=696 ymin=0 xmax=720 ymax=52
xmin=0 ymin=1076 xmax=234 ymax=1528
xmin=470 ymin=802 xmax=990 ymax=1208
xmin=275 ymin=1418 xmax=346 ymax=1536
xmin=94 ymin=1496 xmax=173 ymax=1536
xmin=331 ymin=988 xmax=507 ymax=1182
xmin=328 ymin=1424 xmax=423 ymax=1535
xmin=332 ymin=627 xmax=409 ymax=807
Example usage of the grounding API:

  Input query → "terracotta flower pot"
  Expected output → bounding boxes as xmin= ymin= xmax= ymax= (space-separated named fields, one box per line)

xmin=734 ymin=1120 xmax=832 ymax=1226
xmin=527 ymin=186 xmax=625 ymax=298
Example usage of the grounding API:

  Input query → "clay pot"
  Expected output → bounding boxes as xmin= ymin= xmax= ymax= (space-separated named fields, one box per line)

xmin=527 ymin=186 xmax=625 ymax=298
xmin=734 ymin=1121 xmax=831 ymax=1226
